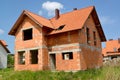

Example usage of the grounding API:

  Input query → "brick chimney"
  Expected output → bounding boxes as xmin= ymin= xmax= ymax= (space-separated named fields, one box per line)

xmin=118 ymin=38 xmax=120 ymax=43
xmin=55 ymin=9 xmax=60 ymax=20
xmin=73 ymin=8 xmax=77 ymax=10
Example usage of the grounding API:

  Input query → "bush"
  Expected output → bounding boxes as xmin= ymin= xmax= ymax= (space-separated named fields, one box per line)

xmin=7 ymin=54 xmax=14 ymax=68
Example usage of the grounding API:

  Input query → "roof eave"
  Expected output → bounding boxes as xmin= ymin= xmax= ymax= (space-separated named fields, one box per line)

xmin=0 ymin=41 xmax=10 ymax=53
xmin=91 ymin=7 xmax=106 ymax=42
xmin=8 ymin=10 xmax=44 ymax=36
xmin=8 ymin=10 xmax=26 ymax=36
xmin=8 ymin=10 xmax=54 ymax=36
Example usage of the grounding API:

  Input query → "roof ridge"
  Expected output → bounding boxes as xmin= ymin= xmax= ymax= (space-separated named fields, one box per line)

xmin=50 ymin=6 xmax=94 ymax=20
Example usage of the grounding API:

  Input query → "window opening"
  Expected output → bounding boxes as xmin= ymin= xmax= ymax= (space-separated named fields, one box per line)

xmin=18 ymin=51 xmax=25 ymax=64
xmin=93 ymin=31 xmax=97 ymax=46
xmin=56 ymin=25 xmax=65 ymax=30
xmin=86 ymin=27 xmax=90 ymax=44
xmin=30 ymin=50 xmax=38 ymax=64
xmin=62 ymin=52 xmax=73 ymax=60
xmin=23 ymin=28 xmax=32 ymax=40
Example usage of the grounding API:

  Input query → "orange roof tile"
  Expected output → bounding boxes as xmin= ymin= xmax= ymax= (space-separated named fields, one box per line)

xmin=24 ymin=10 xmax=53 ymax=28
xmin=49 ymin=6 xmax=93 ymax=34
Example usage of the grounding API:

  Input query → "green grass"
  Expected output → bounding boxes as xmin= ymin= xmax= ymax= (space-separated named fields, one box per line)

xmin=0 ymin=66 xmax=120 ymax=80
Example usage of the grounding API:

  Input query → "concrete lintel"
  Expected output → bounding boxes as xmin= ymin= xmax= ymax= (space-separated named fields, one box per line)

xmin=49 ymin=43 xmax=80 ymax=49
xmin=49 ymin=49 xmax=81 ymax=54
xmin=15 ymin=45 xmax=47 ymax=52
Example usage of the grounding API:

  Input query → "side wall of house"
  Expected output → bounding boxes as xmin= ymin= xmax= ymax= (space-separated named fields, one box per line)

xmin=80 ymin=15 xmax=102 ymax=70
xmin=14 ymin=17 xmax=48 ymax=71
xmin=0 ymin=44 xmax=7 ymax=68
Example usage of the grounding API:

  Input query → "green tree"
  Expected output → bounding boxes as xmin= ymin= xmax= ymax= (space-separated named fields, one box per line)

xmin=7 ymin=54 xmax=14 ymax=68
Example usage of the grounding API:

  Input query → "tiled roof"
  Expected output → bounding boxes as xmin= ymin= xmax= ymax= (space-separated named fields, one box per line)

xmin=0 ymin=40 xmax=10 ymax=53
xmin=49 ymin=6 xmax=93 ymax=34
xmin=8 ymin=10 xmax=54 ymax=35
xmin=24 ymin=10 xmax=53 ymax=28
xmin=102 ymin=40 xmax=120 ymax=56
xmin=9 ymin=6 xmax=106 ymax=41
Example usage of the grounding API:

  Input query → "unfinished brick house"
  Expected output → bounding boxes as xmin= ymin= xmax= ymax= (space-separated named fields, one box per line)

xmin=102 ymin=39 xmax=120 ymax=61
xmin=9 ymin=6 xmax=106 ymax=71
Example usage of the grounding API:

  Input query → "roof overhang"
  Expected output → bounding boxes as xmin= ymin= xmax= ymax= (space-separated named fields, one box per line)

xmin=8 ymin=10 xmax=53 ymax=36
xmin=8 ymin=10 xmax=44 ymax=35
xmin=91 ymin=7 xmax=106 ymax=42
xmin=0 ymin=40 xmax=10 ymax=53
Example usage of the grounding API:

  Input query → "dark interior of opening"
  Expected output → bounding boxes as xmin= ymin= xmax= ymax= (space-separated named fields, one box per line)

xmin=23 ymin=28 xmax=32 ymax=40
xmin=62 ymin=52 xmax=73 ymax=60
xmin=93 ymin=31 xmax=96 ymax=46
xmin=57 ymin=25 xmax=65 ymax=30
xmin=30 ymin=50 xmax=38 ymax=64
xmin=111 ymin=56 xmax=117 ymax=59
xmin=86 ymin=27 xmax=90 ymax=44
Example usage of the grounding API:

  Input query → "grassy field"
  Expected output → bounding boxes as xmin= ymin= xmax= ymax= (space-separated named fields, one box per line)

xmin=0 ymin=65 xmax=120 ymax=80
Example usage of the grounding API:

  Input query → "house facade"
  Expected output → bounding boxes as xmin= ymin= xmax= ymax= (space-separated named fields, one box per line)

xmin=102 ymin=39 xmax=120 ymax=61
xmin=9 ymin=6 xmax=106 ymax=71
xmin=0 ymin=40 xmax=10 ymax=68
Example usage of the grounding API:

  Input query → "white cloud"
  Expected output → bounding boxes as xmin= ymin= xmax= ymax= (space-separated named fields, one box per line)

xmin=100 ymin=16 xmax=115 ymax=25
xmin=0 ymin=29 xmax=4 ymax=35
xmin=41 ymin=1 xmax=64 ymax=16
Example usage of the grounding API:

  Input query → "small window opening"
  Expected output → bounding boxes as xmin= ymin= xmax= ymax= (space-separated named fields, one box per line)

xmin=23 ymin=28 xmax=32 ymax=40
xmin=86 ymin=27 xmax=90 ymax=44
xmin=56 ymin=25 xmax=65 ymax=30
xmin=111 ymin=56 xmax=117 ymax=59
xmin=62 ymin=52 xmax=73 ymax=60
xmin=93 ymin=31 xmax=97 ymax=46
xmin=18 ymin=51 xmax=25 ymax=64
xmin=30 ymin=50 xmax=38 ymax=64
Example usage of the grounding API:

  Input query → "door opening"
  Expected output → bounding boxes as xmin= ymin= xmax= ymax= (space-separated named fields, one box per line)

xmin=50 ymin=54 xmax=56 ymax=70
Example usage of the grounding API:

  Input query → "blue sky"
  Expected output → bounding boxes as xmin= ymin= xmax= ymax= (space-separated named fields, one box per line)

xmin=0 ymin=0 xmax=119 ymax=53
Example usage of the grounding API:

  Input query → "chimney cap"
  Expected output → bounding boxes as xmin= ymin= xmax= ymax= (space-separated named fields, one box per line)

xmin=109 ymin=39 xmax=113 ymax=41
xmin=73 ymin=8 xmax=77 ymax=10
xmin=118 ymin=38 xmax=120 ymax=43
